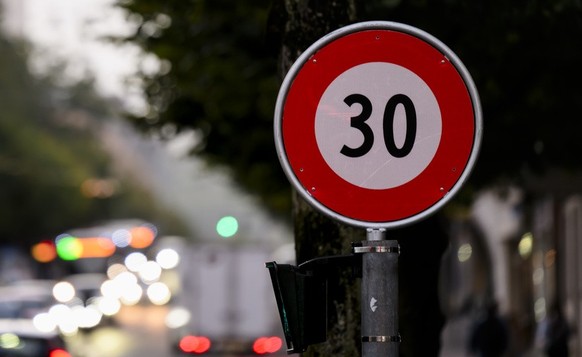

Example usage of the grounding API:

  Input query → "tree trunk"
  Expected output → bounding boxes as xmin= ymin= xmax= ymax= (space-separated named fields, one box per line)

xmin=271 ymin=1 xmax=448 ymax=355
xmin=294 ymin=193 xmax=364 ymax=356
xmin=270 ymin=0 xmax=362 ymax=354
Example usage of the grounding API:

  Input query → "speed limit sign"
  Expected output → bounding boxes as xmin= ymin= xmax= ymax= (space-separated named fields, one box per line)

xmin=274 ymin=21 xmax=482 ymax=229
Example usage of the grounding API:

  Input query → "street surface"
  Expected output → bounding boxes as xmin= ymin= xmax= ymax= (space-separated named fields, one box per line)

xmin=65 ymin=304 xmax=279 ymax=357
xmin=66 ymin=305 xmax=172 ymax=357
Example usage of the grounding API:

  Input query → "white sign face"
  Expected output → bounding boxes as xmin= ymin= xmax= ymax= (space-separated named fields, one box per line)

xmin=315 ymin=62 xmax=442 ymax=190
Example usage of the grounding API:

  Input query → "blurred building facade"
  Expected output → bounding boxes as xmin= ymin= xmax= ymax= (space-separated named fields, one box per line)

xmin=558 ymin=195 xmax=582 ymax=355
xmin=440 ymin=178 xmax=582 ymax=356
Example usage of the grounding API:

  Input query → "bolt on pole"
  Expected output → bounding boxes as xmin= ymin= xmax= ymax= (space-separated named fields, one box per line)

xmin=360 ymin=228 xmax=400 ymax=357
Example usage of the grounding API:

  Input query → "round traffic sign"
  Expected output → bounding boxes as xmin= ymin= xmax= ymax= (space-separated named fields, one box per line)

xmin=274 ymin=21 xmax=482 ymax=229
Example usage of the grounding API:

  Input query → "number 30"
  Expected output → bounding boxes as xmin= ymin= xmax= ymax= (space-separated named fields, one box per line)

xmin=340 ymin=93 xmax=417 ymax=158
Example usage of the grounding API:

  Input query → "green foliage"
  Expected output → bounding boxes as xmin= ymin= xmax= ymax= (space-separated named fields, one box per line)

xmin=0 ymin=38 xmax=89 ymax=242
xmin=0 ymin=34 xmax=188 ymax=246
xmin=362 ymin=0 xmax=582 ymax=185
xmin=116 ymin=0 xmax=290 ymax=216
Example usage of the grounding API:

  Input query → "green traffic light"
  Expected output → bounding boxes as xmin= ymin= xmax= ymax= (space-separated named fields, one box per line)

xmin=56 ymin=236 xmax=83 ymax=260
xmin=216 ymin=216 xmax=238 ymax=238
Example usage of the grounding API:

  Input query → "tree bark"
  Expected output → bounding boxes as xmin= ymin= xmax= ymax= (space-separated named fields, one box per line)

xmin=270 ymin=1 xmax=362 ymax=354
xmin=294 ymin=193 xmax=364 ymax=356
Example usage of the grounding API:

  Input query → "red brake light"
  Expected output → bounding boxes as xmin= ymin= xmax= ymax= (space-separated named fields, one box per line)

xmin=253 ymin=337 xmax=268 ymax=354
xmin=253 ymin=336 xmax=283 ymax=354
xmin=50 ymin=349 xmax=72 ymax=357
xmin=179 ymin=335 xmax=211 ymax=354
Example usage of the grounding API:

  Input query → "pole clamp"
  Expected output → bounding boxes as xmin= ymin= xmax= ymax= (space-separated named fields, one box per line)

xmin=362 ymin=335 xmax=401 ymax=343
xmin=352 ymin=245 xmax=400 ymax=254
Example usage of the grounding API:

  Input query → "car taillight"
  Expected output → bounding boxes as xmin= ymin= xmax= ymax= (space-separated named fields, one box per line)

xmin=49 ymin=348 xmax=72 ymax=357
xmin=179 ymin=335 xmax=211 ymax=354
xmin=253 ymin=336 xmax=283 ymax=354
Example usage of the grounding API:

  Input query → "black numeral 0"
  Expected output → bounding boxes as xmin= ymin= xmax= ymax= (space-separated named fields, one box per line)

xmin=340 ymin=93 xmax=417 ymax=158
xmin=383 ymin=94 xmax=416 ymax=158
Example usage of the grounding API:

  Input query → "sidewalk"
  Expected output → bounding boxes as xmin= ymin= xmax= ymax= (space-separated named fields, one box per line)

xmin=440 ymin=314 xmax=540 ymax=357
xmin=440 ymin=315 xmax=473 ymax=357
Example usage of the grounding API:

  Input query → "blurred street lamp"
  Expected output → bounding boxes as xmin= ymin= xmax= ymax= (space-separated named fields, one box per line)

xmin=80 ymin=178 xmax=119 ymax=199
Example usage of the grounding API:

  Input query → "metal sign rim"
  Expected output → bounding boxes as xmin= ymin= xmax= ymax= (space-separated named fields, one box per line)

xmin=274 ymin=21 xmax=483 ymax=229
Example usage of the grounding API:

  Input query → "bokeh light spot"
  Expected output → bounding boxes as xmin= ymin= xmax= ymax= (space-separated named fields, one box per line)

xmin=216 ymin=216 xmax=238 ymax=238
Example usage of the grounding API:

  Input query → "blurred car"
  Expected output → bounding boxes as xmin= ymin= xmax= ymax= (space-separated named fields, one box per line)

xmin=0 ymin=318 xmax=72 ymax=357
xmin=0 ymin=281 xmax=57 ymax=319
xmin=167 ymin=244 xmax=286 ymax=356
xmin=173 ymin=332 xmax=284 ymax=355
xmin=50 ymin=273 xmax=114 ymax=332
xmin=56 ymin=274 xmax=106 ymax=306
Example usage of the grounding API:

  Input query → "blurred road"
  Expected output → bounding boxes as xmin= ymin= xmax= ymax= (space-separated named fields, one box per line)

xmin=67 ymin=307 xmax=474 ymax=357
xmin=440 ymin=315 xmax=472 ymax=357
xmin=65 ymin=304 xmax=280 ymax=357
xmin=66 ymin=305 xmax=172 ymax=357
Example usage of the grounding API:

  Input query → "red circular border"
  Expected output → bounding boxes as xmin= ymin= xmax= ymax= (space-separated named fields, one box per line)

xmin=281 ymin=29 xmax=475 ymax=223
